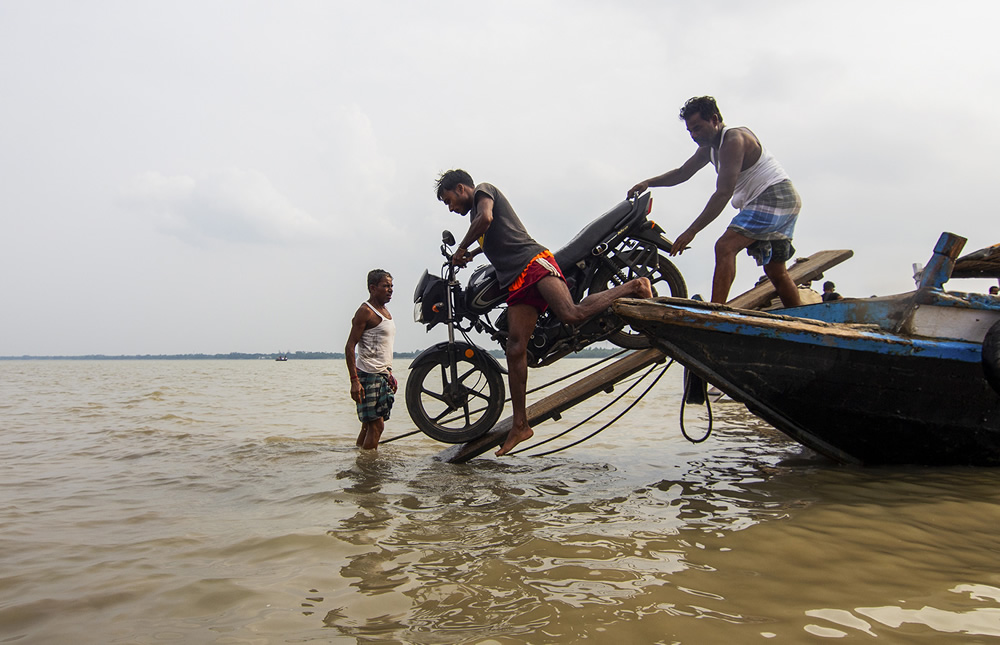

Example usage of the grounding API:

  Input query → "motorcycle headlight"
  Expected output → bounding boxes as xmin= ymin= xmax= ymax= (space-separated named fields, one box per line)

xmin=413 ymin=300 xmax=424 ymax=323
xmin=413 ymin=270 xmax=431 ymax=301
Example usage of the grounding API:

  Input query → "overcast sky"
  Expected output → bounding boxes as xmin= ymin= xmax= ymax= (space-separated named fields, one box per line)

xmin=2 ymin=1 xmax=998 ymax=356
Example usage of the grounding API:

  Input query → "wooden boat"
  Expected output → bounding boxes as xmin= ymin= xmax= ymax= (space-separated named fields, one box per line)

xmin=614 ymin=232 xmax=1000 ymax=466
xmin=435 ymin=248 xmax=856 ymax=464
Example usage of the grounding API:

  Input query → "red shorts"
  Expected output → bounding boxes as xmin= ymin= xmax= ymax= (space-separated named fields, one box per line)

xmin=506 ymin=251 xmax=566 ymax=313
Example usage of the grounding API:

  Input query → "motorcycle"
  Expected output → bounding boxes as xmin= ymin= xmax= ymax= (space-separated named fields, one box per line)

xmin=406 ymin=192 xmax=687 ymax=443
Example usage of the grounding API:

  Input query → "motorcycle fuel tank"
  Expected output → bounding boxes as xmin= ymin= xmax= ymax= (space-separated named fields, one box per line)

xmin=465 ymin=265 xmax=507 ymax=314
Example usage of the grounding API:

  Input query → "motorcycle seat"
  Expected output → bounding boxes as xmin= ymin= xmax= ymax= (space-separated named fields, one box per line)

xmin=553 ymin=198 xmax=639 ymax=268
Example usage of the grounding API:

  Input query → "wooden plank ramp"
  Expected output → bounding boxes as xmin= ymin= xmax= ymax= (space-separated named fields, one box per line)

xmin=437 ymin=248 xmax=853 ymax=463
xmin=436 ymin=347 xmax=667 ymax=463
xmin=727 ymin=248 xmax=853 ymax=310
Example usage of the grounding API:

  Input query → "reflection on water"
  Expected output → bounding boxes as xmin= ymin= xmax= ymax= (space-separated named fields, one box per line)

xmin=3 ymin=359 xmax=1000 ymax=643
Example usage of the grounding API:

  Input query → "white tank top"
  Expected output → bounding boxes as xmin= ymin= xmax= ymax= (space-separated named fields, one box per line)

xmin=356 ymin=302 xmax=395 ymax=374
xmin=711 ymin=126 xmax=790 ymax=209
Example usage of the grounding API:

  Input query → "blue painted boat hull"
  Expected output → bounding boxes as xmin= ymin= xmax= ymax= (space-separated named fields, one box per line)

xmin=615 ymin=299 xmax=1000 ymax=466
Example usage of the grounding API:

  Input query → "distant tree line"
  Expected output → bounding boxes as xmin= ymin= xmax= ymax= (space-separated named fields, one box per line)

xmin=1 ymin=347 xmax=625 ymax=360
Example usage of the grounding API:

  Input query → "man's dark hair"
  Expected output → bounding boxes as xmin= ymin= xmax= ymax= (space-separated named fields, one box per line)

xmin=823 ymin=281 xmax=836 ymax=291
xmin=679 ymin=96 xmax=723 ymax=123
xmin=435 ymin=169 xmax=474 ymax=200
xmin=367 ymin=269 xmax=392 ymax=287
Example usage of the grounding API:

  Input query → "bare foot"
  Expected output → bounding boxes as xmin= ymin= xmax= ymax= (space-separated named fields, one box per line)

xmin=496 ymin=423 xmax=533 ymax=457
xmin=633 ymin=277 xmax=653 ymax=299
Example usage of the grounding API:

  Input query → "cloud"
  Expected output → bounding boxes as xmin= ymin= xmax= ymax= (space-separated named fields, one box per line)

xmin=121 ymin=168 xmax=331 ymax=245
xmin=5 ymin=1 xmax=1000 ymax=355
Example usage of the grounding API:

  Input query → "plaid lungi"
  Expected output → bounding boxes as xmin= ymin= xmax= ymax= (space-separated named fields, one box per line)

xmin=728 ymin=179 xmax=801 ymax=265
xmin=356 ymin=371 xmax=394 ymax=422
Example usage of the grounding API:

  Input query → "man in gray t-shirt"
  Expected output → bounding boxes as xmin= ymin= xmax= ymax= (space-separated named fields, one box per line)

xmin=466 ymin=182 xmax=545 ymax=290
xmin=436 ymin=169 xmax=652 ymax=457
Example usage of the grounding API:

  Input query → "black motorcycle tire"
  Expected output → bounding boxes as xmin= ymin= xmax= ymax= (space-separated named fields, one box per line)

xmin=405 ymin=349 xmax=506 ymax=443
xmin=591 ymin=248 xmax=688 ymax=349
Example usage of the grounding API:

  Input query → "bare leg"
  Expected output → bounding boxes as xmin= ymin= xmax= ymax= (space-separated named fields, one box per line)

xmin=539 ymin=275 xmax=652 ymax=326
xmin=360 ymin=417 xmax=384 ymax=450
xmin=764 ymin=260 xmax=801 ymax=308
xmin=497 ymin=303 xmax=538 ymax=456
xmin=356 ymin=423 xmax=368 ymax=447
xmin=712 ymin=230 xmax=753 ymax=304
xmin=495 ymin=275 xmax=651 ymax=457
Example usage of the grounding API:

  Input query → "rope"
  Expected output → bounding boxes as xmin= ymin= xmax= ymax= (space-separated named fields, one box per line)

xmin=379 ymin=348 xmax=628 ymax=444
xmin=378 ymin=429 xmax=421 ymax=444
xmin=679 ymin=372 xmax=713 ymax=443
xmin=523 ymin=348 xmax=629 ymax=398
xmin=520 ymin=360 xmax=674 ymax=457
xmin=510 ymin=361 xmax=667 ymax=455
xmin=387 ymin=356 xmax=715 ymax=450
xmin=388 ymin=355 xmax=714 ymax=450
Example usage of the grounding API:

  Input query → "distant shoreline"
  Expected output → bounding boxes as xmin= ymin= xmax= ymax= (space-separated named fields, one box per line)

xmin=0 ymin=347 xmax=625 ymax=361
xmin=0 ymin=352 xmax=392 ymax=361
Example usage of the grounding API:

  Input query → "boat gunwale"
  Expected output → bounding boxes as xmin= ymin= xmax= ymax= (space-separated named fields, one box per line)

xmin=614 ymin=297 xmax=983 ymax=362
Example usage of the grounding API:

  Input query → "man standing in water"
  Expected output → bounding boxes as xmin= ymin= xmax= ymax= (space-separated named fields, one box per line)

xmin=436 ymin=169 xmax=652 ymax=457
xmin=345 ymin=269 xmax=397 ymax=450
xmin=629 ymin=96 xmax=802 ymax=307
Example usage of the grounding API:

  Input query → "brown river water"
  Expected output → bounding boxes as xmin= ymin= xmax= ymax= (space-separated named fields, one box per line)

xmin=3 ymin=358 xmax=1000 ymax=644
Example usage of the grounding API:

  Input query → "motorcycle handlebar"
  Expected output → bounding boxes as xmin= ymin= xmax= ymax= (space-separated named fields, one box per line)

xmin=442 ymin=242 xmax=476 ymax=272
xmin=440 ymin=248 xmax=465 ymax=280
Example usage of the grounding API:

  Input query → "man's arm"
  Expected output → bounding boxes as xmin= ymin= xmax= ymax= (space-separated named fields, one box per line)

xmin=452 ymin=194 xmax=494 ymax=266
xmin=345 ymin=305 xmax=376 ymax=403
xmin=669 ymin=135 xmax=746 ymax=255
xmin=628 ymin=147 xmax=711 ymax=197
xmin=454 ymin=246 xmax=483 ymax=268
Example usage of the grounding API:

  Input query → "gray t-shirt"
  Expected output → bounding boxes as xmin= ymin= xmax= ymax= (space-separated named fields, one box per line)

xmin=474 ymin=183 xmax=547 ymax=289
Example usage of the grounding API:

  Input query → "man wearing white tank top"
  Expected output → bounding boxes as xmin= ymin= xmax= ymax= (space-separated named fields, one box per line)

xmin=345 ymin=269 xmax=397 ymax=450
xmin=628 ymin=96 xmax=802 ymax=308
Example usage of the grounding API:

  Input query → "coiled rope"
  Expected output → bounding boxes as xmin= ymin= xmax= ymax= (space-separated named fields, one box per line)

xmin=679 ymin=373 xmax=714 ymax=443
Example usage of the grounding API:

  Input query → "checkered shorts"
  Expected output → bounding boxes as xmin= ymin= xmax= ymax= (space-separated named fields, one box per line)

xmin=728 ymin=179 xmax=801 ymax=241
xmin=356 ymin=371 xmax=394 ymax=422
xmin=729 ymin=179 xmax=801 ymax=266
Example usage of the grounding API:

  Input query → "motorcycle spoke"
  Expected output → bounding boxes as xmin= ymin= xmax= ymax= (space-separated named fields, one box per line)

xmin=430 ymin=408 xmax=454 ymax=424
xmin=456 ymin=367 xmax=487 ymax=389
xmin=455 ymin=365 xmax=480 ymax=385
xmin=418 ymin=385 xmax=448 ymax=404
xmin=438 ymin=403 xmax=491 ymax=426
xmin=464 ymin=386 xmax=492 ymax=403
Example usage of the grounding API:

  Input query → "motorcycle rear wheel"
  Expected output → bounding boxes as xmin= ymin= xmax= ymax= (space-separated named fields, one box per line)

xmin=405 ymin=350 xmax=506 ymax=443
xmin=591 ymin=249 xmax=687 ymax=349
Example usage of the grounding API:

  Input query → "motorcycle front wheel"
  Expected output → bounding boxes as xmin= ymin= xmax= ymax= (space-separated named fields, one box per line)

xmin=591 ymin=248 xmax=688 ymax=349
xmin=405 ymin=349 xmax=506 ymax=443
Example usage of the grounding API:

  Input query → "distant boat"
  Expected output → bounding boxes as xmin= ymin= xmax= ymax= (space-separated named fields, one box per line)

xmin=614 ymin=232 xmax=1000 ymax=467
xmin=275 ymin=355 xmax=288 ymax=362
